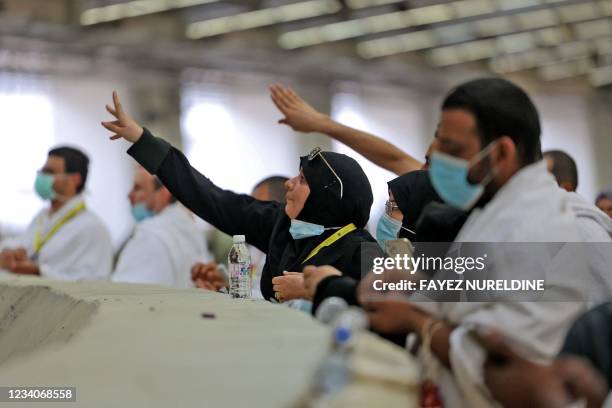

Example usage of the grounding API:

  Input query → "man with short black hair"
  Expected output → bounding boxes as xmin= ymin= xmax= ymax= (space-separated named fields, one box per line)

xmin=251 ymin=176 xmax=289 ymax=204
xmin=544 ymin=150 xmax=579 ymax=192
xmin=360 ymin=78 xmax=609 ymax=407
xmin=112 ymin=166 xmax=211 ymax=288
xmin=0 ymin=146 xmax=112 ymax=280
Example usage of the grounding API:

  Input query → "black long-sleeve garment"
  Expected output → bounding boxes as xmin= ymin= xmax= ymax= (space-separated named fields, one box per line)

xmin=128 ymin=129 xmax=382 ymax=300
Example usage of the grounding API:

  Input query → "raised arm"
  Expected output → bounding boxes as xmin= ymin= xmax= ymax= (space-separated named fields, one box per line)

xmin=101 ymin=91 xmax=281 ymax=252
xmin=270 ymin=85 xmax=424 ymax=175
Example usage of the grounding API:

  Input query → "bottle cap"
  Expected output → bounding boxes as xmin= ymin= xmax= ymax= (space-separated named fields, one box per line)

xmin=233 ymin=235 xmax=246 ymax=244
xmin=334 ymin=326 xmax=352 ymax=345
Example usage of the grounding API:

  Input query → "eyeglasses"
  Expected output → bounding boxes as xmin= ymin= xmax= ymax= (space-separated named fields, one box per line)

xmin=308 ymin=147 xmax=344 ymax=199
xmin=385 ymin=199 xmax=400 ymax=215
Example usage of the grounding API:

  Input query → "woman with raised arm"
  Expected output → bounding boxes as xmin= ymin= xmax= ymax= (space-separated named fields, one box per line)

xmin=101 ymin=91 xmax=382 ymax=302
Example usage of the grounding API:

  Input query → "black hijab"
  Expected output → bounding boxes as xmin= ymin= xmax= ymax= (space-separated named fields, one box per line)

xmin=387 ymin=170 xmax=442 ymax=241
xmin=270 ymin=151 xmax=374 ymax=283
xmin=298 ymin=151 xmax=372 ymax=228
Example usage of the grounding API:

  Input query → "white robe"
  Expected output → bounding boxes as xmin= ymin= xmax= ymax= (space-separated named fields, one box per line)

xmin=566 ymin=191 xmax=612 ymax=303
xmin=414 ymin=161 xmax=592 ymax=407
xmin=249 ymin=245 xmax=266 ymax=300
xmin=0 ymin=195 xmax=113 ymax=280
xmin=112 ymin=203 xmax=210 ymax=288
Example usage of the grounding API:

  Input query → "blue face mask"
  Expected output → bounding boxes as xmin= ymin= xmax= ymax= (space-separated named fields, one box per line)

xmin=289 ymin=219 xmax=325 ymax=240
xmin=34 ymin=172 xmax=57 ymax=201
xmin=429 ymin=143 xmax=497 ymax=210
xmin=131 ymin=203 xmax=154 ymax=222
xmin=290 ymin=217 xmax=340 ymax=240
xmin=376 ymin=213 xmax=402 ymax=248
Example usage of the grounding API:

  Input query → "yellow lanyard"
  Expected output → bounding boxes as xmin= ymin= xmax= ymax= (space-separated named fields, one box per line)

xmin=302 ymin=223 xmax=357 ymax=264
xmin=34 ymin=202 xmax=86 ymax=254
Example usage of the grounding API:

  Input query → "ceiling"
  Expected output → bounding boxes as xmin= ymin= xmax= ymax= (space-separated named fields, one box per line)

xmin=0 ymin=0 xmax=611 ymax=88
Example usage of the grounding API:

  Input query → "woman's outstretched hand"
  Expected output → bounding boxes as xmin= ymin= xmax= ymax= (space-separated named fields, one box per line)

xmin=101 ymin=91 xmax=144 ymax=143
xmin=269 ymin=84 xmax=331 ymax=133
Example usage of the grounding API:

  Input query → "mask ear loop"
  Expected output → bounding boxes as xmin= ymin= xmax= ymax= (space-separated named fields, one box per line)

xmin=467 ymin=140 xmax=499 ymax=166
xmin=467 ymin=140 xmax=499 ymax=187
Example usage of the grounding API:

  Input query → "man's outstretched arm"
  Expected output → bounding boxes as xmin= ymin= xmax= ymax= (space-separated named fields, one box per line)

xmin=270 ymin=84 xmax=424 ymax=175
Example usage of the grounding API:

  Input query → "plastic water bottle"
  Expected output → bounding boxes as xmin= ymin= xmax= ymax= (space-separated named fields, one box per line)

xmin=228 ymin=235 xmax=252 ymax=299
xmin=331 ymin=307 xmax=368 ymax=350
xmin=312 ymin=307 xmax=368 ymax=398
xmin=315 ymin=297 xmax=348 ymax=325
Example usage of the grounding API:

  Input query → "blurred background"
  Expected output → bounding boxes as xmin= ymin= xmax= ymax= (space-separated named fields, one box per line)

xmin=0 ymin=0 xmax=610 ymax=252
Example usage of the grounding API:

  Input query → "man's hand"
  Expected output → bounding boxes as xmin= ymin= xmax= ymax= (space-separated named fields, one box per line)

xmin=191 ymin=262 xmax=228 ymax=292
xmin=302 ymin=265 xmax=341 ymax=299
xmin=101 ymin=91 xmax=144 ymax=143
xmin=10 ymin=259 xmax=40 ymax=275
xmin=270 ymin=84 xmax=331 ymax=133
xmin=271 ymin=271 xmax=308 ymax=302
xmin=482 ymin=332 xmax=607 ymax=408
xmin=1 ymin=248 xmax=27 ymax=270
xmin=1 ymin=249 xmax=17 ymax=270
xmin=361 ymin=299 xmax=427 ymax=335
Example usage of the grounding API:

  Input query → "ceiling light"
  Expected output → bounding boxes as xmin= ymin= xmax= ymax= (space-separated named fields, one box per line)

xmin=538 ymin=58 xmax=593 ymax=80
xmin=80 ymin=0 xmax=220 ymax=26
xmin=451 ymin=0 xmax=497 ymax=18
xmin=590 ymin=64 xmax=612 ymax=85
xmin=187 ymin=0 xmax=342 ymax=39
xmin=357 ymin=30 xmax=438 ymax=58
xmin=495 ymin=0 xmax=542 ymax=11
xmin=574 ymin=19 xmax=612 ymax=40
xmin=513 ymin=9 xmax=558 ymax=30
xmin=558 ymin=2 xmax=599 ymax=23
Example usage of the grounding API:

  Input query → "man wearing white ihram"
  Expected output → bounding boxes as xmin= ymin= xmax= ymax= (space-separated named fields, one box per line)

xmin=112 ymin=166 xmax=211 ymax=288
xmin=0 ymin=146 xmax=113 ymax=280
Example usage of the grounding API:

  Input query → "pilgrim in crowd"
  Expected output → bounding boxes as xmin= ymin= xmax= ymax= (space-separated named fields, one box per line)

xmin=0 ymin=147 xmax=113 ymax=280
xmin=112 ymin=165 xmax=212 ymax=288
xmin=1 ymin=73 xmax=610 ymax=408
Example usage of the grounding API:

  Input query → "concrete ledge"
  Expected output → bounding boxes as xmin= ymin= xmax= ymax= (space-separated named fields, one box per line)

xmin=0 ymin=275 xmax=329 ymax=408
xmin=0 ymin=284 xmax=98 ymax=365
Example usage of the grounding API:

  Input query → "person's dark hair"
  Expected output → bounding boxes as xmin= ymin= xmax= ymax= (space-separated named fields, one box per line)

xmin=544 ymin=150 xmax=579 ymax=190
xmin=596 ymin=189 xmax=612 ymax=204
xmin=48 ymin=146 xmax=89 ymax=193
xmin=253 ymin=176 xmax=289 ymax=204
xmin=153 ymin=176 xmax=177 ymax=203
xmin=442 ymin=78 xmax=542 ymax=166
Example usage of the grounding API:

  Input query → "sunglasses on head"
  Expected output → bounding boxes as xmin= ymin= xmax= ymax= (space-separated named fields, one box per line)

xmin=307 ymin=147 xmax=344 ymax=199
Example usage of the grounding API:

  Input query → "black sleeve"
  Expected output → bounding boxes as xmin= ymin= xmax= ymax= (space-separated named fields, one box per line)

xmin=127 ymin=128 xmax=281 ymax=253
xmin=351 ymin=240 xmax=385 ymax=281
xmin=559 ymin=302 xmax=612 ymax=387
xmin=312 ymin=275 xmax=359 ymax=314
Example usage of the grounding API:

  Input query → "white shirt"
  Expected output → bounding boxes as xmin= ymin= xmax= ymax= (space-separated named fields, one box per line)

xmin=113 ymin=203 xmax=210 ymax=288
xmin=0 ymin=194 xmax=113 ymax=280
xmin=249 ymin=245 xmax=266 ymax=300
xmin=565 ymin=191 xmax=612 ymax=304
xmin=415 ymin=161 xmax=591 ymax=407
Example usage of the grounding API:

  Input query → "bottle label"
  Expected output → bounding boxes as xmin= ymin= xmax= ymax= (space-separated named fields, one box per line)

xmin=229 ymin=261 xmax=252 ymax=299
